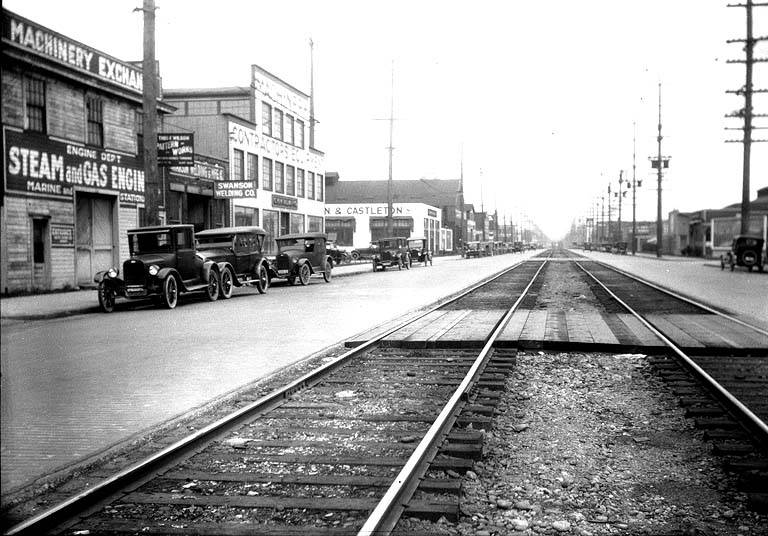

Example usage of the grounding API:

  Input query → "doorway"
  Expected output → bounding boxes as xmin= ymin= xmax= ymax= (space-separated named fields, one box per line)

xmin=76 ymin=193 xmax=116 ymax=287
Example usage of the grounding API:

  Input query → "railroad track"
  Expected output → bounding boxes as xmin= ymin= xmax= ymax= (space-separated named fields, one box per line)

xmin=5 ymin=249 xmax=767 ymax=535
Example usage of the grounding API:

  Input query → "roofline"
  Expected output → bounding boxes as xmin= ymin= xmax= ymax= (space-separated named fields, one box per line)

xmin=251 ymin=64 xmax=309 ymax=99
xmin=163 ymin=86 xmax=251 ymax=98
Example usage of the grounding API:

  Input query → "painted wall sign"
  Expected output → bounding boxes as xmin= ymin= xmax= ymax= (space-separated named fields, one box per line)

xmin=50 ymin=223 xmax=74 ymax=247
xmin=428 ymin=209 xmax=438 ymax=218
xmin=228 ymin=121 xmax=323 ymax=172
xmin=272 ymin=194 xmax=298 ymax=211
xmin=3 ymin=9 xmax=144 ymax=94
xmin=157 ymin=133 xmax=194 ymax=166
xmin=324 ymin=204 xmax=407 ymax=216
xmin=215 ymin=180 xmax=256 ymax=199
xmin=252 ymin=65 xmax=310 ymax=120
xmin=170 ymin=156 xmax=225 ymax=182
xmin=3 ymin=128 xmax=145 ymax=203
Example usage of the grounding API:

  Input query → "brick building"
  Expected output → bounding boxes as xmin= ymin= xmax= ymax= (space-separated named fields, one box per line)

xmin=1 ymin=9 xmax=174 ymax=293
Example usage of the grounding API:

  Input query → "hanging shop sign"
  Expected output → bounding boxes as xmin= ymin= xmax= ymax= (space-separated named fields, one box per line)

xmin=3 ymin=128 xmax=145 ymax=204
xmin=157 ymin=133 xmax=194 ymax=166
xmin=214 ymin=180 xmax=256 ymax=198
xmin=50 ymin=223 xmax=74 ymax=247
xmin=272 ymin=194 xmax=298 ymax=211
xmin=3 ymin=10 xmax=144 ymax=94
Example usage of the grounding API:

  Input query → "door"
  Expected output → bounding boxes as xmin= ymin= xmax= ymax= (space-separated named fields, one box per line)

xmin=32 ymin=218 xmax=50 ymax=291
xmin=76 ymin=194 xmax=115 ymax=287
xmin=175 ymin=228 xmax=197 ymax=281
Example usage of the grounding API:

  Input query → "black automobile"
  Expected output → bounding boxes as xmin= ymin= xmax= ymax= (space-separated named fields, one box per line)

xmin=195 ymin=226 xmax=272 ymax=297
xmin=94 ymin=224 xmax=221 ymax=312
xmin=721 ymin=235 xmax=765 ymax=273
xmin=372 ymin=237 xmax=411 ymax=271
xmin=407 ymin=237 xmax=432 ymax=266
xmin=326 ymin=240 xmax=350 ymax=266
xmin=272 ymin=233 xmax=334 ymax=285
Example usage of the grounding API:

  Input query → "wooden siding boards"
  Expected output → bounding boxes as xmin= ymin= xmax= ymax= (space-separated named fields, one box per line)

xmin=2 ymin=69 xmax=24 ymax=128
xmin=104 ymin=100 xmax=136 ymax=154
xmin=48 ymin=79 xmax=85 ymax=141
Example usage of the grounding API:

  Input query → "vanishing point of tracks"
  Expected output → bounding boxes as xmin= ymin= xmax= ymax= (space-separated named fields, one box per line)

xmin=6 ymin=249 xmax=768 ymax=535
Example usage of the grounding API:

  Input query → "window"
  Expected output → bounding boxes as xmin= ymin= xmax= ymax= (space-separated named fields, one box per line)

xmin=235 ymin=206 xmax=258 ymax=226
xmin=25 ymin=78 xmax=46 ymax=133
xmin=296 ymin=169 xmax=305 ymax=197
xmin=316 ymin=171 xmax=324 ymax=201
xmin=232 ymin=149 xmax=244 ymax=180
xmin=307 ymin=172 xmax=315 ymax=200
xmin=262 ymin=157 xmax=273 ymax=190
xmin=290 ymin=213 xmax=305 ymax=234
xmin=296 ymin=119 xmax=304 ymax=148
xmin=86 ymin=95 xmax=103 ymax=147
xmin=274 ymin=161 xmax=284 ymax=193
xmin=33 ymin=219 xmax=46 ymax=263
xmin=308 ymin=215 xmax=324 ymax=232
xmin=286 ymin=165 xmax=295 ymax=196
xmin=273 ymin=109 xmax=283 ymax=140
xmin=262 ymin=102 xmax=272 ymax=136
xmin=247 ymin=153 xmax=258 ymax=183
xmin=285 ymin=114 xmax=295 ymax=145
xmin=176 ymin=229 xmax=191 ymax=248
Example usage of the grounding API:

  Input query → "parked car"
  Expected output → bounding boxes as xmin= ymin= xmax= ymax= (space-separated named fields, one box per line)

xmin=326 ymin=240 xmax=350 ymax=265
xmin=407 ymin=237 xmax=433 ymax=266
xmin=348 ymin=243 xmax=379 ymax=261
xmin=464 ymin=241 xmax=483 ymax=258
xmin=721 ymin=235 xmax=765 ymax=272
xmin=94 ymin=224 xmax=221 ymax=312
xmin=372 ymin=237 xmax=411 ymax=271
xmin=195 ymin=226 xmax=272 ymax=297
xmin=272 ymin=233 xmax=334 ymax=285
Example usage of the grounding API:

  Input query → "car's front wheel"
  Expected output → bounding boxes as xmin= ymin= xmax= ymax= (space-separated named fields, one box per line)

xmin=351 ymin=251 xmax=361 ymax=261
xmin=162 ymin=275 xmax=179 ymax=309
xmin=98 ymin=281 xmax=115 ymax=313
xmin=323 ymin=260 xmax=332 ymax=282
xmin=205 ymin=270 xmax=220 ymax=302
xmin=220 ymin=266 xmax=234 ymax=299
xmin=298 ymin=263 xmax=311 ymax=285
xmin=255 ymin=264 xmax=269 ymax=294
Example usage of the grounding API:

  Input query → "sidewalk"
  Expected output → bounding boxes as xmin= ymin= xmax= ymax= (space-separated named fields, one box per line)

xmin=0 ymin=258 xmax=457 ymax=321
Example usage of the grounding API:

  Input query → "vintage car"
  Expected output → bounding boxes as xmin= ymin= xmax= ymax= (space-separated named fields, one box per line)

xmin=407 ymin=237 xmax=433 ymax=266
xmin=195 ymin=226 xmax=272 ymax=297
xmin=272 ymin=233 xmax=334 ymax=285
xmin=464 ymin=241 xmax=483 ymax=258
xmin=94 ymin=224 xmax=221 ymax=312
xmin=326 ymin=240 xmax=350 ymax=265
xmin=348 ymin=243 xmax=379 ymax=261
xmin=372 ymin=237 xmax=411 ymax=271
xmin=721 ymin=235 xmax=765 ymax=273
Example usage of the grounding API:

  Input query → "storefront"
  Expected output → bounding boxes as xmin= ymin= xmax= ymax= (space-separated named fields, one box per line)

xmin=1 ymin=9 xmax=172 ymax=293
xmin=324 ymin=202 xmax=442 ymax=252
xmin=166 ymin=155 xmax=229 ymax=232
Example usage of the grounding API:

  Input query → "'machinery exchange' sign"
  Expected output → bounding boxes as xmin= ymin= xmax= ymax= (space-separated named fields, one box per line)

xmin=2 ymin=9 xmax=144 ymax=94
xmin=4 ymin=128 xmax=145 ymax=204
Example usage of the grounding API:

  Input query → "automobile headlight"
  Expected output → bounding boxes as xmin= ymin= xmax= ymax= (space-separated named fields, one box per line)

xmin=148 ymin=265 xmax=159 ymax=276
xmin=107 ymin=268 xmax=118 ymax=278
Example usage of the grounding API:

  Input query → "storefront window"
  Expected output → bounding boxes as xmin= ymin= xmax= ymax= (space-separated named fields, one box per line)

xmin=262 ymin=158 xmax=273 ymax=191
xmin=262 ymin=210 xmax=279 ymax=254
xmin=274 ymin=162 xmax=284 ymax=193
xmin=286 ymin=166 xmax=295 ymax=196
xmin=235 ymin=206 xmax=258 ymax=227
xmin=308 ymin=215 xmax=323 ymax=233
xmin=290 ymin=213 xmax=305 ymax=234
xmin=296 ymin=169 xmax=305 ymax=197
xmin=326 ymin=218 xmax=355 ymax=246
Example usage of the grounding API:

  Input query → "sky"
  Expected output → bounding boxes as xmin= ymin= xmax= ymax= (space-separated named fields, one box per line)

xmin=5 ymin=0 xmax=767 ymax=240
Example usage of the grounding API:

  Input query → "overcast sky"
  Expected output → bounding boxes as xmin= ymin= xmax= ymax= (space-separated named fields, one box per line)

xmin=6 ymin=0 xmax=767 ymax=239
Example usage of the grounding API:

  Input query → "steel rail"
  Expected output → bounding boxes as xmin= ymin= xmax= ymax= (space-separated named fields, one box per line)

xmin=4 ymin=259 xmax=531 ymax=536
xmin=358 ymin=260 xmax=548 ymax=536
xmin=575 ymin=261 xmax=768 ymax=444
xmin=590 ymin=259 xmax=768 ymax=337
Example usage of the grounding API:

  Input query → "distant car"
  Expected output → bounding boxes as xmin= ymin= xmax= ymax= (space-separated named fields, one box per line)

xmin=94 ymin=224 xmax=221 ymax=312
xmin=721 ymin=235 xmax=765 ymax=273
xmin=407 ymin=237 xmax=432 ymax=266
xmin=349 ymin=243 xmax=379 ymax=261
xmin=326 ymin=240 xmax=350 ymax=265
xmin=464 ymin=241 xmax=483 ymax=258
xmin=272 ymin=233 xmax=334 ymax=285
xmin=372 ymin=237 xmax=411 ymax=271
xmin=195 ymin=226 xmax=272 ymax=297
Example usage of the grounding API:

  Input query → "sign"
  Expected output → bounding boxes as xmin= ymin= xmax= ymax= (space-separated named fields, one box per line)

xmin=4 ymin=128 xmax=145 ymax=203
xmin=228 ymin=121 xmax=323 ymax=172
xmin=428 ymin=209 xmax=438 ymax=218
xmin=157 ymin=133 xmax=194 ymax=166
xmin=50 ymin=223 xmax=74 ymax=247
xmin=252 ymin=64 xmax=310 ymax=119
xmin=171 ymin=156 xmax=225 ymax=182
xmin=3 ymin=10 xmax=144 ymax=94
xmin=215 ymin=181 xmax=256 ymax=198
xmin=272 ymin=194 xmax=298 ymax=210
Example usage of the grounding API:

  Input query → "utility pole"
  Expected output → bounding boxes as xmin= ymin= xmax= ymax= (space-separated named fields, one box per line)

xmin=649 ymin=82 xmax=669 ymax=258
xmin=726 ymin=0 xmax=768 ymax=235
xmin=309 ymin=38 xmax=316 ymax=150
xmin=458 ymin=148 xmax=465 ymax=252
xmin=600 ymin=194 xmax=605 ymax=244
xmin=140 ymin=0 xmax=159 ymax=226
xmin=631 ymin=122 xmax=639 ymax=255
xmin=386 ymin=61 xmax=395 ymax=238
xmin=617 ymin=170 xmax=625 ymax=243
xmin=607 ymin=183 xmax=612 ymax=242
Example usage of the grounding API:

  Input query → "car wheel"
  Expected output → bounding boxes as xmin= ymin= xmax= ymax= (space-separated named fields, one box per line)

xmin=162 ymin=275 xmax=178 ymax=309
xmin=98 ymin=281 xmax=115 ymax=313
xmin=351 ymin=251 xmax=361 ymax=261
xmin=220 ymin=267 xmax=234 ymax=299
xmin=205 ymin=270 xmax=220 ymax=302
xmin=256 ymin=264 xmax=269 ymax=294
xmin=323 ymin=260 xmax=332 ymax=282
xmin=298 ymin=263 xmax=311 ymax=285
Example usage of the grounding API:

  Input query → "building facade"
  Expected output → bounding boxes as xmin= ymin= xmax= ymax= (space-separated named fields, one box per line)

xmin=1 ymin=9 xmax=174 ymax=293
xmin=163 ymin=66 xmax=325 ymax=254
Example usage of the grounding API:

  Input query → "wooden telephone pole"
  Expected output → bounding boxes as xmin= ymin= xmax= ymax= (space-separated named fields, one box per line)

xmin=386 ymin=62 xmax=395 ymax=237
xmin=726 ymin=0 xmax=768 ymax=235
xmin=140 ymin=0 xmax=159 ymax=226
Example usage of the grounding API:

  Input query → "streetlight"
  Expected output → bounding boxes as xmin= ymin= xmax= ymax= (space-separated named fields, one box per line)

xmin=614 ymin=171 xmax=628 ymax=244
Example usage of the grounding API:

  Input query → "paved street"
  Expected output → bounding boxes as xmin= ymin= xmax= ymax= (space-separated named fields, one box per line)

xmin=0 ymin=252 xmax=538 ymax=493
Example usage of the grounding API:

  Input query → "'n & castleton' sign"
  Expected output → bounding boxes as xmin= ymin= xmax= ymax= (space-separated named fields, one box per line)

xmin=4 ymin=128 xmax=146 ymax=204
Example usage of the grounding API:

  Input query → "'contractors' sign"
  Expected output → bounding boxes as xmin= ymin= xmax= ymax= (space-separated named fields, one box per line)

xmin=4 ymin=128 xmax=145 ymax=204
